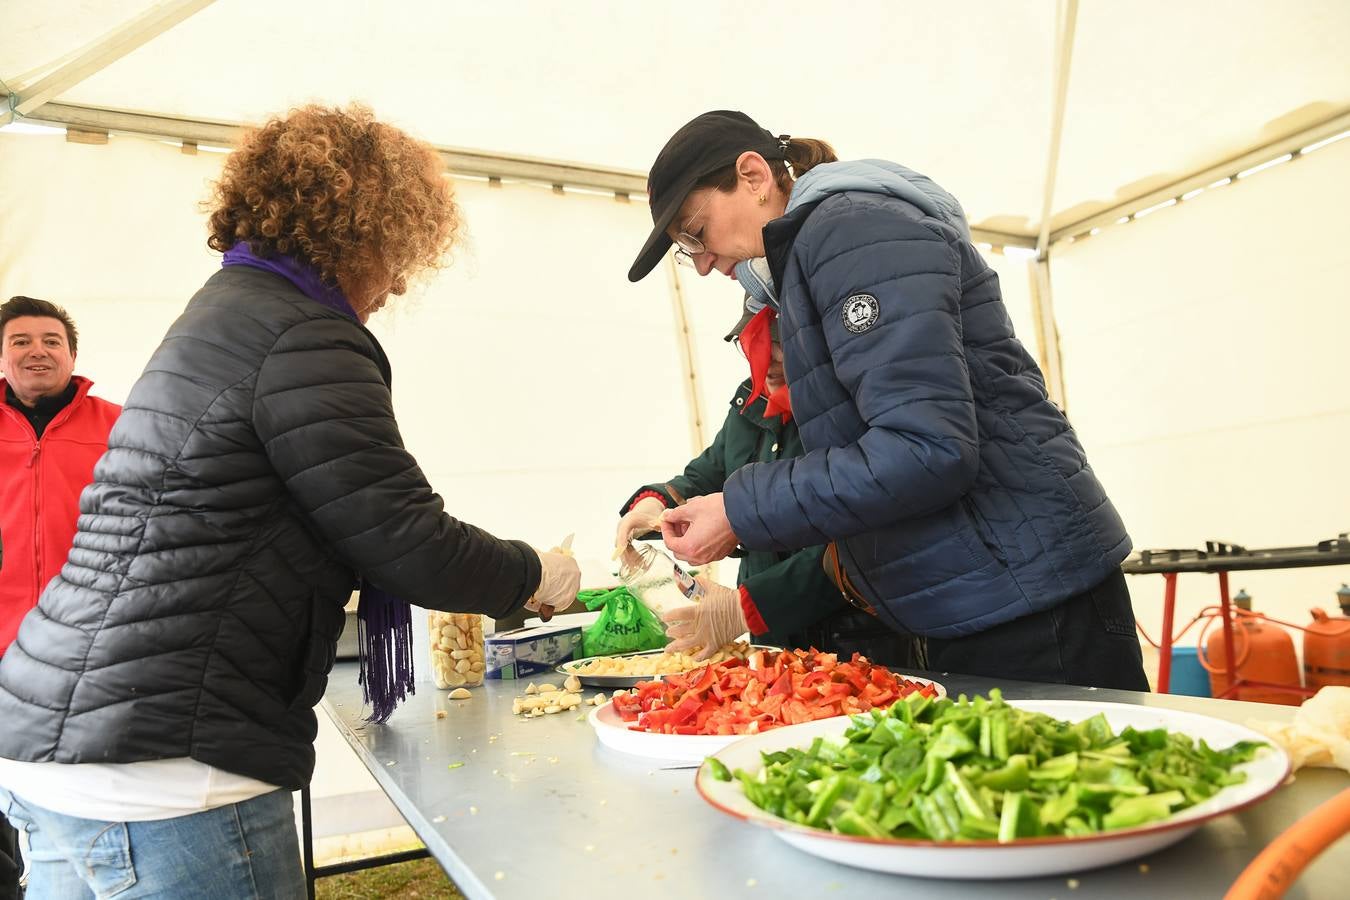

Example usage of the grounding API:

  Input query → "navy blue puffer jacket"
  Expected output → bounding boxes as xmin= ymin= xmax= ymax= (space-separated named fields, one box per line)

xmin=723 ymin=161 xmax=1130 ymax=639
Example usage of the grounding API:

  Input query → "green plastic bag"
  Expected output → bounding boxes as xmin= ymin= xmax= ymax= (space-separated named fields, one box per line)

xmin=578 ymin=586 xmax=669 ymax=658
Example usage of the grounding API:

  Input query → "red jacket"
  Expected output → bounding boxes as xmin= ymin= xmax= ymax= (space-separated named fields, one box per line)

xmin=0 ymin=376 xmax=120 ymax=656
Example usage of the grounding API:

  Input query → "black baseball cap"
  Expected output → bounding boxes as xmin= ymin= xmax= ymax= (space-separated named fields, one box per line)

xmin=628 ymin=110 xmax=787 ymax=282
xmin=724 ymin=303 xmax=755 ymax=342
xmin=724 ymin=295 xmax=780 ymax=343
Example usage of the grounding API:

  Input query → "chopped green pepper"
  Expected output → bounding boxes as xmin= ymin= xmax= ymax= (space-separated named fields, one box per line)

xmin=732 ymin=691 xmax=1266 ymax=844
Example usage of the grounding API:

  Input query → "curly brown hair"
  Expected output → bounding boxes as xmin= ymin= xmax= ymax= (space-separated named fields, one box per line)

xmin=206 ymin=104 xmax=460 ymax=304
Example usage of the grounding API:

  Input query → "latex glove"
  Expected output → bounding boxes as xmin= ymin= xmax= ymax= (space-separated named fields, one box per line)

xmin=524 ymin=548 xmax=581 ymax=619
xmin=659 ymin=493 xmax=739 ymax=566
xmin=661 ymin=578 xmax=748 ymax=661
xmin=614 ymin=496 xmax=666 ymax=559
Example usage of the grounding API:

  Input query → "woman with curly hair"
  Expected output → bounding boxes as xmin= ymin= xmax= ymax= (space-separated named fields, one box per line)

xmin=0 ymin=104 xmax=578 ymax=897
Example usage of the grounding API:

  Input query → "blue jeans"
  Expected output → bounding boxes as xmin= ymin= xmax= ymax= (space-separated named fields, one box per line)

xmin=0 ymin=788 xmax=304 ymax=899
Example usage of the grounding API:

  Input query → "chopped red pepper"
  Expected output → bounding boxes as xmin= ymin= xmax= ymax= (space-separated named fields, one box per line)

xmin=613 ymin=648 xmax=935 ymax=736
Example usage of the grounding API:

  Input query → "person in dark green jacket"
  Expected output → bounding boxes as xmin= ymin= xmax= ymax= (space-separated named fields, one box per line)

xmin=615 ymin=298 xmax=918 ymax=667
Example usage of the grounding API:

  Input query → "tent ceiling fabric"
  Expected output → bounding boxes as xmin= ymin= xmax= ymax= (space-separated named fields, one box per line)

xmin=3 ymin=0 xmax=1348 ymax=241
xmin=1051 ymin=0 xmax=1350 ymax=233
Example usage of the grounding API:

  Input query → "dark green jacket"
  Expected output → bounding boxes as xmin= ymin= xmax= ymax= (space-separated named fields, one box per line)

xmin=621 ymin=381 xmax=847 ymax=647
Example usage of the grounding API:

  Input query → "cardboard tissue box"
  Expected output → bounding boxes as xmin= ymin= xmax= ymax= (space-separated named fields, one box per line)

xmin=484 ymin=623 xmax=583 ymax=679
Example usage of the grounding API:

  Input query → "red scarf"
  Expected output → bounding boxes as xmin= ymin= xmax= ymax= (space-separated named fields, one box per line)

xmin=737 ymin=307 xmax=792 ymax=424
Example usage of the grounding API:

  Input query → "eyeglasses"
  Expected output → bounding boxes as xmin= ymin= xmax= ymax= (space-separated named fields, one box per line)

xmin=672 ymin=192 xmax=713 ymax=267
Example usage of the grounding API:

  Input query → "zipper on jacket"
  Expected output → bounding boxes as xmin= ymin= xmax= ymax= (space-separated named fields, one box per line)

xmin=9 ymin=384 xmax=89 ymax=605
xmin=31 ymin=437 xmax=44 ymax=605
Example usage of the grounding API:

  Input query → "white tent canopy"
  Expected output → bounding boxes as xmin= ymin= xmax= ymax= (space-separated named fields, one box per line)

xmin=3 ymin=0 xmax=1349 ymax=636
xmin=4 ymin=0 xmax=1350 ymax=868
xmin=5 ymin=0 xmax=1349 ymax=243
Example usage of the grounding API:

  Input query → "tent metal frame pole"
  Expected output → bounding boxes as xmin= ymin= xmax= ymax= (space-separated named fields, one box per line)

xmin=1 ymin=0 xmax=217 ymax=127
xmin=1029 ymin=258 xmax=1067 ymax=413
xmin=1048 ymin=106 xmax=1350 ymax=244
xmin=11 ymin=100 xmax=652 ymax=196
xmin=974 ymin=229 xmax=1036 ymax=249
xmin=664 ymin=256 xmax=706 ymax=458
xmin=1025 ymin=0 xmax=1077 ymax=412
xmin=1036 ymin=0 xmax=1078 ymax=260
xmin=6 ymin=99 xmax=1036 ymax=246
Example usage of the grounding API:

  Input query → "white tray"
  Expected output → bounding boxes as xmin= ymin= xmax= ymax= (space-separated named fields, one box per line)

xmin=588 ymin=673 xmax=945 ymax=763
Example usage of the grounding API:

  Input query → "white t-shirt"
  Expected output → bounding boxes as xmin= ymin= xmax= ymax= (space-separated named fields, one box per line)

xmin=0 ymin=756 xmax=281 ymax=821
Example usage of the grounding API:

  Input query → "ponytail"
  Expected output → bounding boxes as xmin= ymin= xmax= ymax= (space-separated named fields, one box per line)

xmin=785 ymin=138 xmax=837 ymax=175
xmin=771 ymin=137 xmax=837 ymax=192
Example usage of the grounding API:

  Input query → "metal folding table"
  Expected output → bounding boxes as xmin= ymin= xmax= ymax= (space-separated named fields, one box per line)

xmin=313 ymin=662 xmax=1350 ymax=899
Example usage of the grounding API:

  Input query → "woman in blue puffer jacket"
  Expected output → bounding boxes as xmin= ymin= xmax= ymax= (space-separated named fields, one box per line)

xmin=627 ymin=110 xmax=1147 ymax=691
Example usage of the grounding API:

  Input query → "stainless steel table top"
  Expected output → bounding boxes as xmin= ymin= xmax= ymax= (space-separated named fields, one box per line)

xmin=321 ymin=663 xmax=1348 ymax=899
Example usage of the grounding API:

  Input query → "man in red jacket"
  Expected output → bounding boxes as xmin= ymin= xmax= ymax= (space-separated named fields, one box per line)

xmin=0 ymin=295 xmax=120 ymax=899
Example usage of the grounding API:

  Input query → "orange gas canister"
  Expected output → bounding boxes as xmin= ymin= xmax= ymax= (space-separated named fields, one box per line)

xmin=1205 ymin=589 xmax=1302 ymax=705
xmin=1303 ymin=584 xmax=1350 ymax=691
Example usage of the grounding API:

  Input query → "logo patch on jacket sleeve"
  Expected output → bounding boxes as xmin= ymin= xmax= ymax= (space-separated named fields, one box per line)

xmin=841 ymin=294 xmax=880 ymax=334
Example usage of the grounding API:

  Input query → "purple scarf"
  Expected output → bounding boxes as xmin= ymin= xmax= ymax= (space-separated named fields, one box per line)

xmin=223 ymin=243 xmax=415 ymax=724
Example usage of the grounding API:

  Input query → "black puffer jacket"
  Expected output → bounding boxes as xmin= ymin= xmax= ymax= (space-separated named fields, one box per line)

xmin=0 ymin=267 xmax=541 ymax=789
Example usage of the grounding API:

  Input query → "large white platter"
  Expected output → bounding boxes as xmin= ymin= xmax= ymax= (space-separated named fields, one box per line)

xmin=695 ymin=699 xmax=1290 ymax=879
xmin=589 ymin=701 xmax=739 ymax=763
xmin=588 ymin=674 xmax=946 ymax=763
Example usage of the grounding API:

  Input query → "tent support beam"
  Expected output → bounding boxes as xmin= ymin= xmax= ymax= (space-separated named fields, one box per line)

xmin=1036 ymin=0 xmax=1079 ymax=260
xmin=1024 ymin=0 xmax=1076 ymax=416
xmin=1028 ymin=258 xmax=1067 ymax=413
xmin=1049 ymin=106 xmax=1350 ymax=244
xmin=11 ymin=100 xmax=653 ymax=195
xmin=974 ymin=231 xmax=1037 ymax=249
xmin=1 ymin=0 xmax=216 ymax=127
xmin=6 ymin=100 xmax=1036 ymax=246
xmin=664 ymin=256 xmax=706 ymax=458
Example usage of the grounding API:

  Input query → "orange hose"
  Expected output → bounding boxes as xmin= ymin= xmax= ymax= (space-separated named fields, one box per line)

xmin=1225 ymin=787 xmax=1350 ymax=899
xmin=1138 ymin=605 xmax=1233 ymax=651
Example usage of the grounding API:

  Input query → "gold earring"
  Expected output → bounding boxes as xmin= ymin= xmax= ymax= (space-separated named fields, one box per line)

xmin=758 ymin=194 xmax=766 ymax=205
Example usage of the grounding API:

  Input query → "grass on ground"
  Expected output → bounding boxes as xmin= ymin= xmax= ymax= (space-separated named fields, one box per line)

xmin=315 ymin=857 xmax=464 ymax=899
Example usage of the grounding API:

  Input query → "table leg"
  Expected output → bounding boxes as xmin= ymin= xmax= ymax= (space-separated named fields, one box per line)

xmin=1218 ymin=571 xmax=1239 ymax=700
xmin=1158 ymin=573 xmax=1177 ymax=694
xmin=302 ymin=785 xmax=316 ymax=900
